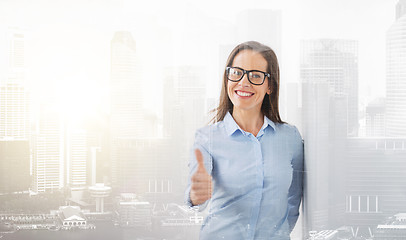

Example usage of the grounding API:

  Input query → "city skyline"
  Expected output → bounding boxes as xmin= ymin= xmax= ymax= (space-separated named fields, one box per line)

xmin=1 ymin=1 xmax=405 ymax=240
xmin=0 ymin=0 xmax=397 ymax=122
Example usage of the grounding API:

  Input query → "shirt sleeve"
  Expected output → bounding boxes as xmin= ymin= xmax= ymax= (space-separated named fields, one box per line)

xmin=287 ymin=126 xmax=304 ymax=232
xmin=184 ymin=128 xmax=213 ymax=210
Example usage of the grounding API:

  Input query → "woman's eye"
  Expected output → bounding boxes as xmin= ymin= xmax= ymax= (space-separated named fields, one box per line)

xmin=232 ymin=70 xmax=241 ymax=75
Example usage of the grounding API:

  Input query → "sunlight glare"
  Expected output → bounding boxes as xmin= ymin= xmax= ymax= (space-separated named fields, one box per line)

xmin=55 ymin=75 xmax=103 ymax=126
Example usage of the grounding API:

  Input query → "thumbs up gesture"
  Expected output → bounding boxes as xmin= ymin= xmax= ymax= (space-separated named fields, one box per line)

xmin=190 ymin=149 xmax=213 ymax=205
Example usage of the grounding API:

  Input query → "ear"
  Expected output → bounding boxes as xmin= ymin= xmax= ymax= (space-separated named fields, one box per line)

xmin=267 ymin=87 xmax=272 ymax=95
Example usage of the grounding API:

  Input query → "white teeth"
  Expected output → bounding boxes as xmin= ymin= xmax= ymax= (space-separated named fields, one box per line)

xmin=236 ymin=91 xmax=253 ymax=97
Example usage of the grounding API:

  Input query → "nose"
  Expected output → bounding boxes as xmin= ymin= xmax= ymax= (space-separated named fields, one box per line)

xmin=238 ymin=73 xmax=251 ymax=87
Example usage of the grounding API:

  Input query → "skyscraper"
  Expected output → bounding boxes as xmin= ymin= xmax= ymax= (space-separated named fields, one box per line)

xmin=67 ymin=128 xmax=87 ymax=187
xmin=164 ymin=66 xmax=206 ymax=141
xmin=302 ymin=81 xmax=334 ymax=231
xmin=301 ymin=39 xmax=358 ymax=137
xmin=163 ymin=65 xmax=207 ymax=191
xmin=110 ymin=31 xmax=145 ymax=192
xmin=110 ymin=31 xmax=144 ymax=138
xmin=0 ymin=84 xmax=30 ymax=139
xmin=0 ymin=28 xmax=31 ymax=193
xmin=0 ymin=28 xmax=30 ymax=140
xmin=32 ymin=103 xmax=64 ymax=193
xmin=386 ymin=0 xmax=406 ymax=137
xmin=301 ymin=39 xmax=358 ymax=232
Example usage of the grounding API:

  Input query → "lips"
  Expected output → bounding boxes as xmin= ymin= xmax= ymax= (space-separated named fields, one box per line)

xmin=235 ymin=90 xmax=254 ymax=97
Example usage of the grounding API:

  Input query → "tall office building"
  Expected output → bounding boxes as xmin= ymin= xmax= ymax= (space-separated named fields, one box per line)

xmin=163 ymin=66 xmax=207 ymax=190
xmin=0 ymin=84 xmax=30 ymax=139
xmin=32 ymin=104 xmax=64 ymax=193
xmin=301 ymin=39 xmax=357 ymax=232
xmin=302 ymin=81 xmax=341 ymax=231
xmin=386 ymin=0 xmax=406 ymax=136
xmin=84 ymin=110 xmax=110 ymax=185
xmin=0 ymin=28 xmax=31 ymax=193
xmin=110 ymin=31 xmax=144 ymax=138
xmin=67 ymin=129 xmax=87 ymax=187
xmin=110 ymin=31 xmax=145 ymax=191
xmin=301 ymin=39 xmax=358 ymax=136
xmin=0 ymin=28 xmax=30 ymax=140
xmin=164 ymin=66 xmax=206 ymax=141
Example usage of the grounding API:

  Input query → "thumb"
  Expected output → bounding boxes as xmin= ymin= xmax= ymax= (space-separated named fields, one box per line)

xmin=195 ymin=149 xmax=207 ymax=173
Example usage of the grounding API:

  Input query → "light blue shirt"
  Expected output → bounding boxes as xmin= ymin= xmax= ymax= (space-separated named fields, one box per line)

xmin=185 ymin=112 xmax=304 ymax=240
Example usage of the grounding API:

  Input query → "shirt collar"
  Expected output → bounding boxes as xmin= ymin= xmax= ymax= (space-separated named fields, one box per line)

xmin=224 ymin=112 xmax=276 ymax=136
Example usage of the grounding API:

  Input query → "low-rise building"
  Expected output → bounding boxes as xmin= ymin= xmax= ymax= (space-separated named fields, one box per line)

xmin=58 ymin=206 xmax=87 ymax=228
xmin=375 ymin=213 xmax=406 ymax=239
xmin=117 ymin=193 xmax=152 ymax=228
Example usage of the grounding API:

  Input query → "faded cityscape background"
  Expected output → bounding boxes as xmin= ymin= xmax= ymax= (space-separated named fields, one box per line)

xmin=0 ymin=0 xmax=405 ymax=239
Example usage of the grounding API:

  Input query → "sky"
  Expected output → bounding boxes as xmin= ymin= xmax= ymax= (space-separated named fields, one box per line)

xmin=0 ymin=0 xmax=398 ymax=122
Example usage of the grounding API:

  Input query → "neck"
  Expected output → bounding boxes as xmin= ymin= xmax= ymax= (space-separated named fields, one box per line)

xmin=232 ymin=108 xmax=264 ymax=136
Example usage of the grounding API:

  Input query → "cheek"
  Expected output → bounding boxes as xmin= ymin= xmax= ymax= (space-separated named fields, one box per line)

xmin=255 ymin=89 xmax=268 ymax=102
xmin=227 ymin=83 xmax=235 ymax=96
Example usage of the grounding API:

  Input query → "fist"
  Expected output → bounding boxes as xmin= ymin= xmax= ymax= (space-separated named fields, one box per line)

xmin=190 ymin=149 xmax=213 ymax=205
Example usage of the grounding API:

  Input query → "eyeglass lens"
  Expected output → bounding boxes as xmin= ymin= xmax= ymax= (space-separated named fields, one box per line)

xmin=227 ymin=67 xmax=265 ymax=85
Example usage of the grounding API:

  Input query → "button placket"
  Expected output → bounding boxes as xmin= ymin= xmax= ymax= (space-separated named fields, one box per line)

xmin=248 ymin=133 xmax=264 ymax=239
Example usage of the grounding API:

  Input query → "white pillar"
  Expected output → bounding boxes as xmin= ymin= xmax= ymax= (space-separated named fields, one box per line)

xmin=96 ymin=198 xmax=100 ymax=212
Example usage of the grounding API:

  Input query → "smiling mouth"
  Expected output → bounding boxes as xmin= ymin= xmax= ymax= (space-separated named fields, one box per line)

xmin=235 ymin=90 xmax=254 ymax=97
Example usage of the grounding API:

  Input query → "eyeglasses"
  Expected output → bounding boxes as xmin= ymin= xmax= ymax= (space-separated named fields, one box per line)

xmin=226 ymin=67 xmax=270 ymax=85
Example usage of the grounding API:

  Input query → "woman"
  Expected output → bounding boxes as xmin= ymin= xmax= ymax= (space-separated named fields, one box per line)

xmin=185 ymin=41 xmax=304 ymax=240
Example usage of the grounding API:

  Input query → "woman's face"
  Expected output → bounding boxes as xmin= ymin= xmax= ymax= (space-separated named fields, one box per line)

xmin=227 ymin=50 xmax=271 ymax=114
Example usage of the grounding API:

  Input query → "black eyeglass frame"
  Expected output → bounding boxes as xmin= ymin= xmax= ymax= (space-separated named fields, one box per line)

xmin=226 ymin=67 xmax=270 ymax=85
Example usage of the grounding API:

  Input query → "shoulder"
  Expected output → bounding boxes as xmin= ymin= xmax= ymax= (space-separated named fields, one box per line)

xmin=274 ymin=122 xmax=303 ymax=143
xmin=194 ymin=121 xmax=225 ymax=144
xmin=275 ymin=123 xmax=304 ymax=162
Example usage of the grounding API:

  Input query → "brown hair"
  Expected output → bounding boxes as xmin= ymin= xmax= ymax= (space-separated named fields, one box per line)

xmin=212 ymin=41 xmax=284 ymax=124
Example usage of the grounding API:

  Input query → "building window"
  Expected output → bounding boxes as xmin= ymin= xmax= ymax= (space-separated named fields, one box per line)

xmin=346 ymin=195 xmax=379 ymax=213
xmin=148 ymin=179 xmax=173 ymax=193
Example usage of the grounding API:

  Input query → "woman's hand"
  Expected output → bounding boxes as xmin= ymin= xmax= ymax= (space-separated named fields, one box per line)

xmin=190 ymin=149 xmax=213 ymax=205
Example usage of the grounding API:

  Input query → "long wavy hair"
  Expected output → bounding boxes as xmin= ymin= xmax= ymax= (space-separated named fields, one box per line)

xmin=212 ymin=41 xmax=284 ymax=124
